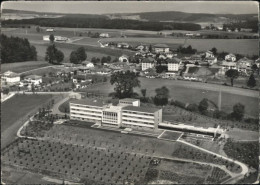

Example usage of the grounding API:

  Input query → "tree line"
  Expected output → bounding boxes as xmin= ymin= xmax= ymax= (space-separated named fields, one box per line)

xmin=0 ymin=34 xmax=37 ymax=63
xmin=2 ymin=16 xmax=202 ymax=31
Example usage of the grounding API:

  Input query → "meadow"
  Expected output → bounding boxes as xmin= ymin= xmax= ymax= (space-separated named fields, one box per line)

xmin=84 ymin=78 xmax=258 ymax=117
xmin=1 ymin=94 xmax=53 ymax=132
xmin=1 ymin=61 xmax=52 ymax=73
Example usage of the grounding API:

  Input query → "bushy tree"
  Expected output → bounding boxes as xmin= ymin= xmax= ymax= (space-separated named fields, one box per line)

xmin=225 ymin=69 xmax=239 ymax=86
xmin=36 ymin=26 xmax=40 ymax=33
xmin=49 ymin=34 xmax=55 ymax=43
xmin=231 ymin=103 xmax=245 ymax=121
xmin=45 ymin=44 xmax=64 ymax=64
xmin=153 ymin=86 xmax=169 ymax=106
xmin=76 ymin=47 xmax=87 ymax=61
xmin=247 ymin=74 xmax=256 ymax=88
xmin=110 ymin=70 xmax=140 ymax=98
xmin=211 ymin=47 xmax=217 ymax=55
xmin=198 ymin=98 xmax=208 ymax=113
xmin=70 ymin=51 xmax=80 ymax=64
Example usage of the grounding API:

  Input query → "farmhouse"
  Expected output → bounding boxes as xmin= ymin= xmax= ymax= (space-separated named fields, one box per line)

xmin=99 ymin=33 xmax=109 ymax=38
xmin=24 ymin=75 xmax=42 ymax=85
xmin=225 ymin=53 xmax=236 ymax=62
xmin=141 ymin=57 xmax=156 ymax=71
xmin=154 ymin=44 xmax=170 ymax=53
xmin=219 ymin=61 xmax=237 ymax=75
xmin=117 ymin=43 xmax=130 ymax=49
xmin=70 ymin=98 xmax=162 ymax=130
xmin=205 ymin=50 xmax=215 ymax=58
xmin=119 ymin=55 xmax=129 ymax=63
xmin=82 ymin=61 xmax=95 ymax=68
xmin=2 ymin=71 xmax=20 ymax=84
xmin=46 ymin=28 xmax=54 ymax=32
xmin=43 ymin=35 xmax=68 ymax=42
xmin=166 ymin=58 xmax=180 ymax=72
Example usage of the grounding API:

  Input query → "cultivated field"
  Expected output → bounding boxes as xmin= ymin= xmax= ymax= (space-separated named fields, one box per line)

xmin=1 ymin=61 xmax=52 ymax=73
xmin=1 ymin=94 xmax=53 ymax=132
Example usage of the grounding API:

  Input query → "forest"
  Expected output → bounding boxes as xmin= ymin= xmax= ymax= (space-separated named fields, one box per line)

xmin=0 ymin=34 xmax=37 ymax=63
xmin=2 ymin=16 xmax=202 ymax=31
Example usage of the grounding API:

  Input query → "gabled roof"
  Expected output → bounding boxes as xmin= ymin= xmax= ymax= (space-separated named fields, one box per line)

xmin=166 ymin=58 xmax=180 ymax=64
xmin=70 ymin=99 xmax=106 ymax=107
xmin=142 ymin=57 xmax=156 ymax=63
xmin=222 ymin=61 xmax=237 ymax=67
xmin=122 ymin=105 xmax=161 ymax=113
xmin=226 ymin=53 xmax=236 ymax=57
xmin=154 ymin=44 xmax=169 ymax=48
xmin=3 ymin=71 xmax=20 ymax=77
xmin=25 ymin=75 xmax=42 ymax=80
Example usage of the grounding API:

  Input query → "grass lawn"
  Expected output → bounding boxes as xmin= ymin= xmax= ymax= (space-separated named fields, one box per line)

xmin=85 ymin=78 xmax=258 ymax=117
xmin=58 ymin=99 xmax=70 ymax=113
xmin=1 ymin=94 xmax=53 ymax=132
xmin=1 ymin=61 xmax=52 ymax=73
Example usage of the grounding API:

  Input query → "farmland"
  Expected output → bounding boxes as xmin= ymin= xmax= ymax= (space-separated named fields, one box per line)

xmin=1 ymin=61 xmax=52 ymax=73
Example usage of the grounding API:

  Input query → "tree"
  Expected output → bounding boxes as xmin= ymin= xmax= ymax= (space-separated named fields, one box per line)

xmin=225 ymin=69 xmax=239 ymax=86
xmin=247 ymin=74 xmax=256 ymax=88
xmin=36 ymin=26 xmax=40 ymax=33
xmin=110 ymin=71 xmax=140 ymax=98
xmin=154 ymin=86 xmax=169 ymax=106
xmin=101 ymin=57 xmax=107 ymax=65
xmin=141 ymin=89 xmax=147 ymax=98
xmin=198 ymin=98 xmax=209 ymax=113
xmin=149 ymin=44 xmax=152 ymax=52
xmin=76 ymin=47 xmax=87 ymax=62
xmin=55 ymin=50 xmax=64 ymax=64
xmin=231 ymin=103 xmax=245 ymax=121
xmin=49 ymin=34 xmax=55 ymax=43
xmin=70 ymin=51 xmax=80 ymax=64
xmin=45 ymin=44 xmax=64 ymax=64
xmin=3 ymin=88 xmax=9 ymax=95
xmin=211 ymin=47 xmax=217 ymax=55
xmin=251 ymin=64 xmax=259 ymax=74
xmin=106 ymin=56 xmax=111 ymax=63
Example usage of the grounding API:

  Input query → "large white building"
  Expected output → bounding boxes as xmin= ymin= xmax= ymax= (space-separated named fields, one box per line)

xmin=2 ymin=71 xmax=20 ymax=84
xmin=141 ymin=57 xmax=156 ymax=71
xmin=154 ymin=44 xmax=170 ymax=53
xmin=24 ymin=75 xmax=42 ymax=85
xmin=70 ymin=98 xmax=162 ymax=130
xmin=166 ymin=58 xmax=180 ymax=72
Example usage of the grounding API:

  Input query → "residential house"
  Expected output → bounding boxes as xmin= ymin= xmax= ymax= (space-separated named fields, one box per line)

xmin=117 ymin=43 xmax=130 ymax=49
xmin=154 ymin=44 xmax=170 ymax=53
xmin=225 ymin=53 xmax=236 ymax=62
xmin=2 ymin=71 xmax=20 ymax=84
xmin=237 ymin=57 xmax=253 ymax=74
xmin=141 ymin=57 xmax=156 ymax=71
xmin=205 ymin=50 xmax=215 ymax=58
xmin=255 ymin=58 xmax=260 ymax=68
xmin=99 ymin=33 xmax=109 ymax=38
xmin=166 ymin=58 xmax=180 ymax=72
xmin=119 ymin=55 xmax=129 ymax=63
xmin=219 ymin=61 xmax=237 ymax=75
xmin=24 ymin=75 xmax=42 ymax=85
xmin=205 ymin=57 xmax=217 ymax=65
xmin=73 ymin=75 xmax=92 ymax=84
xmin=82 ymin=61 xmax=95 ymax=68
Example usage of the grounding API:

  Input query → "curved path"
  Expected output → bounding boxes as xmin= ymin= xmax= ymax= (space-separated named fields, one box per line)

xmin=178 ymin=140 xmax=248 ymax=184
xmin=52 ymin=96 xmax=70 ymax=115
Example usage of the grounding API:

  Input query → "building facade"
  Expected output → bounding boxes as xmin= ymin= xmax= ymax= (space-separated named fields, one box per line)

xmin=69 ymin=98 xmax=162 ymax=130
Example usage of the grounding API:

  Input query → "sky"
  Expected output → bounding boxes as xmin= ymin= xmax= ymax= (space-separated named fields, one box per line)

xmin=2 ymin=1 xmax=259 ymax=15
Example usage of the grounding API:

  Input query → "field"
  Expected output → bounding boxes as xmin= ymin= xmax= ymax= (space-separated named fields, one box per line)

xmin=100 ymin=37 xmax=258 ymax=56
xmin=1 ymin=61 xmax=52 ymax=73
xmin=1 ymin=94 xmax=53 ymax=132
xmin=1 ymin=139 xmax=151 ymax=184
xmin=85 ymin=78 xmax=259 ymax=117
xmin=143 ymin=159 xmax=212 ymax=184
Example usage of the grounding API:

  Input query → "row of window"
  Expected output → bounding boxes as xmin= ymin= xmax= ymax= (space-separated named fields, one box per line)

xmin=122 ymin=119 xmax=154 ymax=125
xmin=70 ymin=113 xmax=101 ymax=118
xmin=71 ymin=109 xmax=101 ymax=114
xmin=122 ymin=115 xmax=154 ymax=121
xmin=70 ymin=104 xmax=102 ymax=109
xmin=122 ymin=111 xmax=154 ymax=116
xmin=102 ymin=119 xmax=118 ymax=123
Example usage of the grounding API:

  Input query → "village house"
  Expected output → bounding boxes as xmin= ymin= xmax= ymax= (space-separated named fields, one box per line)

xmin=82 ymin=61 xmax=95 ymax=68
xmin=119 ymin=55 xmax=129 ymax=63
xmin=205 ymin=50 xmax=215 ymax=58
xmin=72 ymin=75 xmax=92 ymax=84
xmin=24 ymin=75 xmax=42 ymax=85
xmin=219 ymin=61 xmax=237 ymax=75
xmin=255 ymin=58 xmax=260 ymax=68
xmin=237 ymin=57 xmax=254 ymax=74
xmin=2 ymin=71 xmax=20 ymax=84
xmin=141 ymin=57 xmax=156 ymax=71
xmin=99 ymin=33 xmax=109 ymax=38
xmin=154 ymin=44 xmax=170 ymax=53
xmin=225 ymin=53 xmax=236 ymax=62
xmin=205 ymin=57 xmax=217 ymax=65
xmin=166 ymin=58 xmax=180 ymax=72
xmin=117 ymin=43 xmax=130 ymax=49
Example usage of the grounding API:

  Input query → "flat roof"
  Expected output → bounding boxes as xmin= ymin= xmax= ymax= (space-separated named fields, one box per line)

xmin=122 ymin=105 xmax=161 ymax=113
xmin=70 ymin=99 xmax=106 ymax=107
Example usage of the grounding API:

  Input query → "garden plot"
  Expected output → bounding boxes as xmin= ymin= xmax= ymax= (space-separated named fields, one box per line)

xmin=1 ymin=139 xmax=151 ymax=184
xmin=142 ymin=158 xmax=213 ymax=184
xmin=158 ymin=130 xmax=183 ymax=141
xmin=205 ymin=167 xmax=232 ymax=184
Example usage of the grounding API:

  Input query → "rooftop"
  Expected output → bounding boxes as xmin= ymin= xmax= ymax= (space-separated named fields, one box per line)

xmin=142 ymin=57 xmax=156 ymax=63
xmin=154 ymin=44 xmax=169 ymax=48
xmin=120 ymin=98 xmax=139 ymax=103
xmin=122 ymin=105 xmax=161 ymax=113
xmin=3 ymin=70 xmax=19 ymax=77
xmin=70 ymin=99 xmax=106 ymax=107
xmin=166 ymin=58 xmax=180 ymax=64
xmin=25 ymin=75 xmax=42 ymax=80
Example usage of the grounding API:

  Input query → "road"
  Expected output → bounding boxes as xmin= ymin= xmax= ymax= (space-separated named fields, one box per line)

xmin=52 ymin=96 xmax=70 ymax=115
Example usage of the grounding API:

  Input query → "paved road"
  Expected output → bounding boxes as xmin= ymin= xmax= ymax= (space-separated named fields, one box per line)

xmin=52 ymin=96 xmax=70 ymax=115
